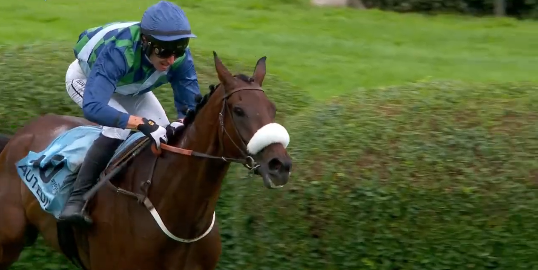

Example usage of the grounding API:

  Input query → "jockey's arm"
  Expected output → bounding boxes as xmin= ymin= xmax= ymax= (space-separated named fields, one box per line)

xmin=169 ymin=47 xmax=201 ymax=120
xmin=82 ymin=44 xmax=144 ymax=129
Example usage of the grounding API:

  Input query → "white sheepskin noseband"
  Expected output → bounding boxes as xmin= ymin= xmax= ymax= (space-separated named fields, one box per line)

xmin=246 ymin=123 xmax=290 ymax=155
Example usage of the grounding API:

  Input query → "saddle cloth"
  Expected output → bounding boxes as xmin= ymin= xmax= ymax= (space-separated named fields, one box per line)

xmin=15 ymin=125 xmax=145 ymax=218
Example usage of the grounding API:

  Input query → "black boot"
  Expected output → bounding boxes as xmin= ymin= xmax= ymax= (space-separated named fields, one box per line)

xmin=58 ymin=134 xmax=123 ymax=227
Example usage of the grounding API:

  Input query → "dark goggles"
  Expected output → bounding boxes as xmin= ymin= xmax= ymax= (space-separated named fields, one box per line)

xmin=143 ymin=36 xmax=189 ymax=58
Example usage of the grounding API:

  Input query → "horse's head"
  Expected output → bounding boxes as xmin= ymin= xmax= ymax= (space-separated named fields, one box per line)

xmin=203 ymin=51 xmax=292 ymax=189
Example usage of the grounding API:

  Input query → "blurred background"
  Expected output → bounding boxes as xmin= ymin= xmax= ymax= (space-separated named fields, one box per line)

xmin=1 ymin=0 xmax=537 ymax=269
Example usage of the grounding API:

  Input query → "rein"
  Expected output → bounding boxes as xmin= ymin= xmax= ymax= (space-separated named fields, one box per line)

xmin=82 ymin=83 xmax=265 ymax=243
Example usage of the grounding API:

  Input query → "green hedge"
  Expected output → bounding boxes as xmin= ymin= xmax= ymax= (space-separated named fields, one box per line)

xmin=212 ymin=81 xmax=538 ymax=270
xmin=3 ymin=44 xmax=538 ymax=269
xmin=360 ymin=0 xmax=538 ymax=19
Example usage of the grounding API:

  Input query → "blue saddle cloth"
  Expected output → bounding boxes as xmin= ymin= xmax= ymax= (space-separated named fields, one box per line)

xmin=15 ymin=125 xmax=146 ymax=219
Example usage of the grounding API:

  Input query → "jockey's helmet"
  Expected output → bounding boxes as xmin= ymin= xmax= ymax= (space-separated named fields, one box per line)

xmin=140 ymin=1 xmax=196 ymax=58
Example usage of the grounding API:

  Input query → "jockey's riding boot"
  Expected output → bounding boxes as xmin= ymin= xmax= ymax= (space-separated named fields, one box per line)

xmin=59 ymin=134 xmax=123 ymax=227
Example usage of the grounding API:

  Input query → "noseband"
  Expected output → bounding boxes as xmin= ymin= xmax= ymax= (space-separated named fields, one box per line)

xmin=153 ymin=83 xmax=265 ymax=173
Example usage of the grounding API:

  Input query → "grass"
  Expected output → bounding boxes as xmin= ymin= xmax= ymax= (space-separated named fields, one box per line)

xmin=1 ymin=0 xmax=538 ymax=100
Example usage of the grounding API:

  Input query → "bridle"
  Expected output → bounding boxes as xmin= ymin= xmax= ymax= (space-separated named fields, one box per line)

xmin=86 ymin=81 xmax=267 ymax=200
xmin=82 ymin=81 xmax=269 ymax=243
xmin=153 ymin=82 xmax=266 ymax=173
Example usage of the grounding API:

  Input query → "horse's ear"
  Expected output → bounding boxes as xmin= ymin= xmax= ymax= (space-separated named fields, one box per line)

xmin=213 ymin=51 xmax=234 ymax=88
xmin=252 ymin=56 xmax=267 ymax=86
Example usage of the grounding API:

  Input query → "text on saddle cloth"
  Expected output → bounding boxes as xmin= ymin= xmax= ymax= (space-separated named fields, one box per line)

xmin=15 ymin=125 xmax=145 ymax=218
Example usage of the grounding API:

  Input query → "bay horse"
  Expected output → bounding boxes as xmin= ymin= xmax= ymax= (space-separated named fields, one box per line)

xmin=0 ymin=51 xmax=292 ymax=270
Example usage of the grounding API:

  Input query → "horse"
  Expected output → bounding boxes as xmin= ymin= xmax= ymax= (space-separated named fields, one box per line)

xmin=0 ymin=51 xmax=292 ymax=270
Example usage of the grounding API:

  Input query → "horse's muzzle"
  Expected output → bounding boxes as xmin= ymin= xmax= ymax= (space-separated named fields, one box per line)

xmin=245 ymin=122 xmax=292 ymax=189
xmin=258 ymin=155 xmax=292 ymax=189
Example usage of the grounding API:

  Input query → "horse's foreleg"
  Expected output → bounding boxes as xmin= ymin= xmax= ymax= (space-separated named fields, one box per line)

xmin=0 ymin=201 xmax=28 ymax=269
xmin=0 ymin=171 xmax=32 ymax=270
xmin=0 ymin=131 xmax=44 ymax=269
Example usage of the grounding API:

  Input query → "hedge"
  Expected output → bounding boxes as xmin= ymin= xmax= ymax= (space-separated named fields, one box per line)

xmin=359 ymin=0 xmax=538 ymax=19
xmin=210 ymin=80 xmax=538 ymax=270
xmin=3 ymin=43 xmax=538 ymax=270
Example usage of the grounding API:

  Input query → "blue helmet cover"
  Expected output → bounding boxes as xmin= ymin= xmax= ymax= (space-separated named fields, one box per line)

xmin=141 ymin=1 xmax=197 ymax=42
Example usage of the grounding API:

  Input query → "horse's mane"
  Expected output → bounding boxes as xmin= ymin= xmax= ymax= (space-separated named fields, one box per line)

xmin=166 ymin=74 xmax=254 ymax=144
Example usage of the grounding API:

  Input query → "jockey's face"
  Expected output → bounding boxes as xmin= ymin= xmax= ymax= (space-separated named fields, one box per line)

xmin=142 ymin=35 xmax=189 ymax=71
xmin=149 ymin=52 xmax=175 ymax=71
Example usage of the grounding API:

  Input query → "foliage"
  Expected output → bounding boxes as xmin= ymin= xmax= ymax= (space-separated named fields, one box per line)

xmin=211 ymin=81 xmax=538 ymax=270
xmin=361 ymin=0 xmax=538 ymax=19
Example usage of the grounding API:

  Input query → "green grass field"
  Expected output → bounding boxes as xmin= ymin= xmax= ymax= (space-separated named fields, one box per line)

xmin=2 ymin=0 xmax=537 ymax=100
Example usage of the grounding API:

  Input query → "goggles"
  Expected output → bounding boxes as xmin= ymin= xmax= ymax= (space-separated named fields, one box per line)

xmin=143 ymin=35 xmax=189 ymax=58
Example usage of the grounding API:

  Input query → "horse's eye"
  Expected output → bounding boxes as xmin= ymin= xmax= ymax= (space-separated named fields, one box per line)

xmin=233 ymin=106 xmax=245 ymax=117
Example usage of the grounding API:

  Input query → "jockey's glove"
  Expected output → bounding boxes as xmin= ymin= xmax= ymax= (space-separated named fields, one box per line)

xmin=167 ymin=120 xmax=185 ymax=137
xmin=170 ymin=120 xmax=184 ymax=129
xmin=137 ymin=118 xmax=168 ymax=148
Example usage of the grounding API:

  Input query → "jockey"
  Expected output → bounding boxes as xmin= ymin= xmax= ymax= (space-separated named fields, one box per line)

xmin=59 ymin=0 xmax=201 ymax=226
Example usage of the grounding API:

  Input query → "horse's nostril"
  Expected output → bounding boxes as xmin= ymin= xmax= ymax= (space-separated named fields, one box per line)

xmin=268 ymin=158 xmax=281 ymax=171
xmin=268 ymin=158 xmax=291 ymax=172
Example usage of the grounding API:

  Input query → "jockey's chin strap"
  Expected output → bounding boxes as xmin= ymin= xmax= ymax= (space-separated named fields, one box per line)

xmin=84 ymin=82 xmax=265 ymax=244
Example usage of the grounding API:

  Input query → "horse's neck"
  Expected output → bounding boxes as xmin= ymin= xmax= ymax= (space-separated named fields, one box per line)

xmin=146 ymin=106 xmax=230 ymax=240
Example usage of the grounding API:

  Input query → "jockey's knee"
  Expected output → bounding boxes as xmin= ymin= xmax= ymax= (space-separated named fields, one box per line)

xmin=66 ymin=79 xmax=86 ymax=108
